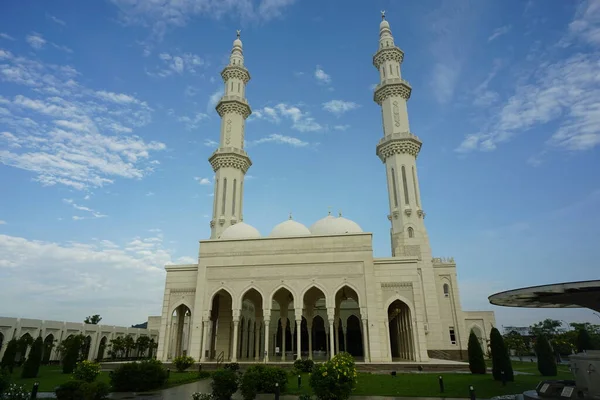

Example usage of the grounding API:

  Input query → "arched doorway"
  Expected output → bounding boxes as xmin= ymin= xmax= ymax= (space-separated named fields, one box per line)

xmin=170 ymin=304 xmax=192 ymax=359
xmin=388 ymin=299 xmax=415 ymax=361
xmin=345 ymin=315 xmax=363 ymax=357
xmin=82 ymin=336 xmax=92 ymax=360
xmin=239 ymin=288 xmax=263 ymax=361
xmin=17 ymin=333 xmax=33 ymax=363
xmin=335 ymin=285 xmax=363 ymax=360
xmin=303 ymin=286 xmax=327 ymax=360
xmin=42 ymin=334 xmax=54 ymax=364
xmin=270 ymin=287 xmax=295 ymax=361
xmin=97 ymin=337 xmax=107 ymax=361
xmin=311 ymin=315 xmax=327 ymax=360
xmin=208 ymin=289 xmax=233 ymax=361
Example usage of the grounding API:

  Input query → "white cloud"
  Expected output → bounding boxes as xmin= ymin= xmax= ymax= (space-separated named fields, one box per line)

xmin=63 ymin=198 xmax=107 ymax=219
xmin=207 ymin=89 xmax=223 ymax=112
xmin=251 ymin=103 xmax=322 ymax=132
xmin=250 ymin=133 xmax=308 ymax=147
xmin=0 ymin=50 xmax=164 ymax=190
xmin=148 ymin=52 xmax=205 ymax=77
xmin=50 ymin=43 xmax=73 ymax=54
xmin=0 ymin=220 xmax=6 ymax=225
xmin=48 ymin=15 xmax=66 ymax=26
xmin=314 ymin=65 xmax=331 ymax=84
xmin=0 ymin=33 xmax=15 ymax=41
xmin=0 ymin=232 xmax=193 ymax=325
xmin=178 ymin=112 xmax=208 ymax=130
xmin=565 ymin=0 xmax=600 ymax=46
xmin=26 ymin=32 xmax=46 ymax=49
xmin=488 ymin=25 xmax=511 ymax=42
xmin=203 ymin=139 xmax=218 ymax=147
xmin=322 ymin=100 xmax=359 ymax=116
xmin=146 ymin=191 xmax=155 ymax=196
xmin=334 ymin=125 xmax=350 ymax=131
xmin=195 ymin=177 xmax=211 ymax=185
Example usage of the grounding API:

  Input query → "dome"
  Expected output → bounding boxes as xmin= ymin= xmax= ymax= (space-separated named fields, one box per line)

xmin=233 ymin=38 xmax=242 ymax=48
xmin=310 ymin=214 xmax=363 ymax=235
xmin=219 ymin=222 xmax=261 ymax=240
xmin=380 ymin=20 xmax=390 ymax=30
xmin=269 ymin=217 xmax=311 ymax=238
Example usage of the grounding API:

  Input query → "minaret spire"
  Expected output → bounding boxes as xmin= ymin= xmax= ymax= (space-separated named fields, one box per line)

xmin=372 ymin=14 xmax=429 ymax=257
xmin=209 ymin=32 xmax=253 ymax=239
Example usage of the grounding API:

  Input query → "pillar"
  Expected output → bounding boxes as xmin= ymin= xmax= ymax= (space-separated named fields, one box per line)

xmin=254 ymin=320 xmax=261 ymax=361
xmin=200 ymin=319 xmax=209 ymax=362
xmin=307 ymin=321 xmax=313 ymax=360
xmin=176 ymin=309 xmax=185 ymax=358
xmin=342 ymin=325 xmax=347 ymax=354
xmin=280 ymin=318 xmax=287 ymax=361
xmin=361 ymin=318 xmax=370 ymax=362
xmin=263 ymin=312 xmax=270 ymax=362
xmin=328 ymin=318 xmax=335 ymax=360
xmin=334 ymin=319 xmax=339 ymax=354
xmin=231 ymin=319 xmax=239 ymax=362
xmin=295 ymin=318 xmax=302 ymax=360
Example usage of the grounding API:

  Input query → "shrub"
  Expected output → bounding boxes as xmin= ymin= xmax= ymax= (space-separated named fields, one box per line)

xmin=211 ymin=369 xmax=239 ymax=400
xmin=0 ymin=368 xmax=11 ymax=396
xmin=55 ymin=380 xmax=85 ymax=400
xmin=243 ymin=365 xmax=287 ymax=394
xmin=309 ymin=352 xmax=357 ymax=400
xmin=173 ymin=356 xmax=195 ymax=372
xmin=536 ymin=335 xmax=557 ymax=376
xmin=1 ymin=339 xmax=18 ymax=373
xmin=490 ymin=327 xmax=514 ymax=382
xmin=21 ymin=336 xmax=44 ymax=378
xmin=223 ymin=362 xmax=240 ymax=372
xmin=577 ymin=329 xmax=595 ymax=352
xmin=299 ymin=395 xmax=313 ymax=400
xmin=294 ymin=359 xmax=314 ymax=373
xmin=192 ymin=393 xmax=214 ymax=400
xmin=55 ymin=380 xmax=110 ymax=400
xmin=60 ymin=335 xmax=85 ymax=374
xmin=468 ymin=331 xmax=486 ymax=374
xmin=109 ymin=359 xmax=169 ymax=392
xmin=240 ymin=369 xmax=260 ymax=400
xmin=2 ymin=383 xmax=29 ymax=400
xmin=73 ymin=360 xmax=101 ymax=383
xmin=198 ymin=370 xmax=212 ymax=379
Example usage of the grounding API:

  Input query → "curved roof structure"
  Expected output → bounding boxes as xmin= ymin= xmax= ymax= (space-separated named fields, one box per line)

xmin=488 ymin=280 xmax=600 ymax=312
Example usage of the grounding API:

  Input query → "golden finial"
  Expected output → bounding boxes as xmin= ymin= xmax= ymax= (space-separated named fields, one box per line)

xmin=338 ymin=210 xmax=343 ymax=217
xmin=236 ymin=29 xmax=241 ymax=39
xmin=327 ymin=206 xmax=332 ymax=216
xmin=381 ymin=10 xmax=386 ymax=20
xmin=289 ymin=212 xmax=293 ymax=220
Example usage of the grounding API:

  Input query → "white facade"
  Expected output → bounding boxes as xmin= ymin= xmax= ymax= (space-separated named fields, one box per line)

xmin=0 ymin=316 xmax=159 ymax=362
xmin=156 ymin=15 xmax=495 ymax=364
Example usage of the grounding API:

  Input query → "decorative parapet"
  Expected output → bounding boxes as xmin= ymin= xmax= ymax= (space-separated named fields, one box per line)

xmin=395 ymin=244 xmax=421 ymax=257
xmin=208 ymin=148 xmax=252 ymax=173
xmin=221 ymin=65 xmax=251 ymax=84
xmin=216 ymin=96 xmax=252 ymax=119
xmin=373 ymin=78 xmax=412 ymax=103
xmin=376 ymin=131 xmax=422 ymax=161
xmin=432 ymin=257 xmax=456 ymax=265
xmin=373 ymin=47 xmax=404 ymax=68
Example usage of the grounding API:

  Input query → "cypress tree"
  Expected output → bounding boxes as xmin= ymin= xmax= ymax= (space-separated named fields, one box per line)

xmin=490 ymin=327 xmax=514 ymax=381
xmin=576 ymin=329 xmax=594 ymax=353
xmin=21 ymin=337 xmax=43 ymax=378
xmin=536 ymin=335 xmax=557 ymax=376
xmin=0 ymin=339 xmax=18 ymax=373
xmin=468 ymin=331 xmax=486 ymax=374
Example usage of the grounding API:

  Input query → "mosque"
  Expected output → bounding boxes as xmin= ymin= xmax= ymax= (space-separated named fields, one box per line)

xmin=155 ymin=14 xmax=495 ymax=364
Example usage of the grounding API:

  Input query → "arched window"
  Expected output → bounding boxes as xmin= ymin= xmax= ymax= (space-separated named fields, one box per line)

xmin=232 ymin=179 xmax=237 ymax=215
xmin=407 ymin=227 xmax=414 ymax=238
xmin=401 ymin=166 xmax=409 ymax=205
xmin=397 ymin=65 xmax=400 ymax=76
xmin=412 ymin=166 xmax=420 ymax=207
xmin=389 ymin=64 xmax=393 ymax=75
xmin=230 ymin=82 xmax=234 ymax=91
xmin=238 ymin=82 xmax=241 ymax=92
xmin=221 ymin=178 xmax=227 ymax=215
xmin=382 ymin=66 xmax=386 ymax=77
xmin=213 ymin=180 xmax=219 ymax=217
xmin=391 ymin=168 xmax=399 ymax=207
xmin=443 ymin=284 xmax=449 ymax=297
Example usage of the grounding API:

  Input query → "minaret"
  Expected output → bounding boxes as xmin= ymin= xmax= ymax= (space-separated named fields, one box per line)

xmin=373 ymin=12 xmax=429 ymax=257
xmin=209 ymin=30 xmax=252 ymax=239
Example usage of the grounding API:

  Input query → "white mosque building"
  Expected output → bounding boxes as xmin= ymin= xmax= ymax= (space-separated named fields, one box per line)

xmin=155 ymin=14 xmax=495 ymax=364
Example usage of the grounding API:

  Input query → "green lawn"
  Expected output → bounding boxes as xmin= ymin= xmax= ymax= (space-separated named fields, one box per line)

xmin=9 ymin=365 xmax=208 ymax=392
xmin=284 ymin=362 xmax=573 ymax=398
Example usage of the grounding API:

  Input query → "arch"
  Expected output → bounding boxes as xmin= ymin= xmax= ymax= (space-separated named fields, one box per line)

xmin=387 ymin=298 xmax=415 ymax=360
xmin=97 ymin=336 xmax=108 ymax=361
xmin=209 ymin=286 xmax=235 ymax=310
xmin=170 ymin=304 xmax=192 ymax=359
xmin=407 ymin=227 xmax=414 ymax=238
xmin=301 ymin=284 xmax=328 ymax=309
xmin=345 ymin=314 xmax=363 ymax=357
xmin=384 ymin=294 xmax=416 ymax=316
xmin=269 ymin=284 xmax=297 ymax=309
xmin=170 ymin=300 xmax=194 ymax=317
xmin=443 ymin=283 xmax=450 ymax=297
xmin=42 ymin=333 xmax=55 ymax=364
xmin=239 ymin=285 xmax=266 ymax=310
xmin=333 ymin=282 xmax=362 ymax=306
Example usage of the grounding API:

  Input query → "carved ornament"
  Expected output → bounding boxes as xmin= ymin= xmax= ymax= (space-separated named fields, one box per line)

xmin=393 ymin=101 xmax=400 ymax=127
xmin=381 ymin=282 xmax=413 ymax=288
xmin=404 ymin=207 xmax=412 ymax=216
xmin=221 ymin=66 xmax=251 ymax=84
xmin=417 ymin=209 xmax=424 ymax=218
xmin=210 ymin=220 xmax=215 ymax=228
xmin=374 ymin=80 xmax=412 ymax=104
xmin=200 ymin=245 xmax=372 ymax=258
xmin=225 ymin=119 xmax=232 ymax=145
xmin=216 ymin=99 xmax=252 ymax=119
xmin=209 ymin=150 xmax=252 ymax=173
xmin=396 ymin=245 xmax=421 ymax=257
xmin=373 ymin=47 xmax=404 ymax=68
xmin=376 ymin=136 xmax=422 ymax=161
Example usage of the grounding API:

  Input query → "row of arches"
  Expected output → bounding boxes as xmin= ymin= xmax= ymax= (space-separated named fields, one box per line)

xmin=164 ymin=284 xmax=418 ymax=362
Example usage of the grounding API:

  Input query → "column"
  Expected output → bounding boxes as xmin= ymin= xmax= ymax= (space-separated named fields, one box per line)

xmin=384 ymin=320 xmax=392 ymax=361
xmin=307 ymin=321 xmax=313 ymax=360
xmin=328 ymin=318 xmax=335 ymax=360
xmin=176 ymin=310 xmax=185 ymax=358
xmin=295 ymin=318 xmax=302 ymax=360
xmin=334 ymin=319 xmax=339 ymax=354
xmin=342 ymin=325 xmax=347 ymax=354
xmin=241 ymin=323 xmax=247 ymax=360
xmin=200 ymin=319 xmax=209 ymax=362
xmin=361 ymin=318 xmax=370 ymax=362
xmin=254 ymin=321 xmax=261 ymax=361
xmin=281 ymin=318 xmax=287 ymax=361
xmin=231 ymin=319 xmax=239 ymax=362
xmin=263 ymin=318 xmax=270 ymax=362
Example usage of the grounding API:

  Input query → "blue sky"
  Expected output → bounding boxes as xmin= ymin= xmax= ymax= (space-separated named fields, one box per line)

xmin=0 ymin=0 xmax=599 ymax=329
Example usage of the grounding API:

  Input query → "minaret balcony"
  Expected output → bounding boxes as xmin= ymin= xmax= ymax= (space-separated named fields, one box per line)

xmin=216 ymin=97 xmax=252 ymax=119
xmin=374 ymin=78 xmax=412 ymax=104
xmin=209 ymin=148 xmax=252 ymax=173
xmin=373 ymin=46 xmax=404 ymax=68
xmin=376 ymin=132 xmax=422 ymax=162
xmin=221 ymin=65 xmax=251 ymax=84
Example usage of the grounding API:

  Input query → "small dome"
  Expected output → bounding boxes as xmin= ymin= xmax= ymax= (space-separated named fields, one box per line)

xmin=220 ymin=222 xmax=261 ymax=240
xmin=380 ymin=20 xmax=390 ymax=30
xmin=310 ymin=214 xmax=363 ymax=235
xmin=269 ymin=218 xmax=311 ymax=238
xmin=233 ymin=38 xmax=242 ymax=48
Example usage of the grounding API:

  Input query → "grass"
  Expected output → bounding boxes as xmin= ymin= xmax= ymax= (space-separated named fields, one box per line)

xmin=284 ymin=361 xmax=574 ymax=398
xmin=9 ymin=365 xmax=209 ymax=392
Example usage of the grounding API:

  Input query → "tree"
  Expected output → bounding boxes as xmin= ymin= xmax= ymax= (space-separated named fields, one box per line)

xmin=0 ymin=339 xmax=18 ymax=373
xmin=530 ymin=319 xmax=562 ymax=338
xmin=21 ymin=337 xmax=43 ymax=378
xmin=490 ymin=327 xmax=514 ymax=381
xmin=577 ymin=329 xmax=595 ymax=352
xmin=535 ymin=335 xmax=557 ymax=376
xmin=84 ymin=315 xmax=102 ymax=325
xmin=123 ymin=335 xmax=135 ymax=359
xmin=468 ymin=331 xmax=486 ymax=374
xmin=58 ymin=334 xmax=85 ymax=374
xmin=135 ymin=336 xmax=151 ymax=359
xmin=504 ymin=331 xmax=529 ymax=360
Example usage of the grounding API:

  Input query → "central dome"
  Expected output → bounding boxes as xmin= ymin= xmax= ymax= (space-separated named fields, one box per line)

xmin=310 ymin=213 xmax=363 ymax=235
xmin=269 ymin=217 xmax=311 ymax=238
xmin=219 ymin=222 xmax=261 ymax=240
